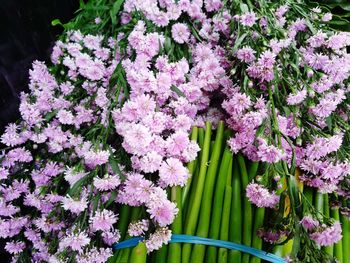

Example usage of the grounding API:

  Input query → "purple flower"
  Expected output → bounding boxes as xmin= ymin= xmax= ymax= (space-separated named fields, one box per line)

xmin=310 ymin=222 xmax=342 ymax=246
xmin=240 ymin=12 xmax=257 ymax=27
xmin=172 ymin=23 xmax=190 ymax=44
xmin=246 ymin=183 xmax=280 ymax=208
xmin=300 ymin=215 xmax=319 ymax=230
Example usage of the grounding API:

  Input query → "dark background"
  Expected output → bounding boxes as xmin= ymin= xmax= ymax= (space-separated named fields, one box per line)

xmin=0 ymin=0 xmax=79 ymax=133
xmin=0 ymin=0 xmax=78 ymax=260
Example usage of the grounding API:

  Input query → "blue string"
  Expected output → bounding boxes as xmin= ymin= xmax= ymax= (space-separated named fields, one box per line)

xmin=112 ymin=234 xmax=286 ymax=263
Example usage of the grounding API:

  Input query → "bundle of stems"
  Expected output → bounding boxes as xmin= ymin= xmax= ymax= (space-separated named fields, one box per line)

xmin=116 ymin=122 xmax=267 ymax=263
xmin=111 ymin=123 xmax=350 ymax=263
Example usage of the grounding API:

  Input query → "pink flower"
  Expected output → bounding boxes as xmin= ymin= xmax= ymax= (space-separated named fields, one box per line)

xmin=128 ymin=219 xmax=149 ymax=236
xmin=5 ymin=241 xmax=25 ymax=254
xmin=240 ymin=12 xmax=257 ymax=27
xmin=322 ymin=13 xmax=332 ymax=22
xmin=236 ymin=47 xmax=256 ymax=63
xmin=300 ymin=215 xmax=319 ymax=231
xmin=57 ymin=110 xmax=74 ymax=125
xmin=84 ymin=149 xmax=110 ymax=168
xmin=64 ymin=168 xmax=88 ymax=186
xmin=257 ymin=139 xmax=284 ymax=163
xmin=310 ymin=222 xmax=342 ymax=246
xmin=148 ymin=200 xmax=178 ymax=227
xmin=0 ymin=168 xmax=9 ymax=180
xmin=102 ymin=229 xmax=121 ymax=246
xmin=61 ymin=195 xmax=88 ymax=215
xmin=145 ymin=227 xmax=172 ymax=252
xmin=222 ymin=92 xmax=252 ymax=116
xmin=171 ymin=23 xmax=190 ymax=44
xmin=246 ymin=183 xmax=280 ymax=208
xmin=158 ymin=158 xmax=189 ymax=187
xmin=166 ymin=131 xmax=190 ymax=156
xmin=286 ymin=89 xmax=307 ymax=105
xmin=59 ymin=231 xmax=90 ymax=253
xmin=93 ymin=174 xmax=121 ymax=191
xmin=89 ymin=209 xmax=118 ymax=232
xmin=139 ymin=151 xmax=163 ymax=173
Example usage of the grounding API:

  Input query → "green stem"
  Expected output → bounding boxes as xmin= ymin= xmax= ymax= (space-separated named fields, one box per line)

xmin=182 ymin=122 xmax=212 ymax=263
xmin=117 ymin=205 xmax=131 ymax=240
xmin=115 ymin=207 xmax=142 ymax=263
xmin=182 ymin=127 xmax=199 ymax=206
xmin=331 ymin=208 xmax=343 ymax=263
xmin=340 ymin=214 xmax=350 ymax=263
xmin=184 ymin=167 xmax=200 ymax=221
xmin=217 ymin=184 xmax=233 ymax=263
xmin=169 ymin=186 xmax=182 ymax=263
xmin=129 ymin=242 xmax=147 ymax=263
xmin=323 ymin=194 xmax=333 ymax=257
xmin=314 ymin=192 xmax=324 ymax=215
xmin=248 ymin=162 xmax=259 ymax=181
xmin=191 ymin=121 xmax=225 ymax=263
xmin=228 ymin=157 xmax=242 ymax=263
xmin=250 ymin=208 xmax=265 ymax=263
xmin=303 ymin=186 xmax=314 ymax=212
xmin=117 ymin=248 xmax=131 ymax=263
xmin=154 ymin=245 xmax=168 ymax=263
xmin=238 ymin=154 xmax=252 ymax=263
xmin=207 ymin=147 xmax=233 ymax=263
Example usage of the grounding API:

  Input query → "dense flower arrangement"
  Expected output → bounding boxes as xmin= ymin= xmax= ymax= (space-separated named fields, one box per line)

xmin=0 ymin=0 xmax=350 ymax=262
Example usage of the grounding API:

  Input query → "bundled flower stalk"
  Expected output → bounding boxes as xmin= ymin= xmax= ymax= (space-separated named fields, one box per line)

xmin=0 ymin=0 xmax=350 ymax=262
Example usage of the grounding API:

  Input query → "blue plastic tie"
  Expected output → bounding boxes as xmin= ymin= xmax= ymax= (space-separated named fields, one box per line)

xmin=112 ymin=234 xmax=286 ymax=263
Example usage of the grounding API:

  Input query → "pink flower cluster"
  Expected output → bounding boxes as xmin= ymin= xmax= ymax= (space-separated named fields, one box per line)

xmin=246 ymin=183 xmax=280 ymax=208
xmin=308 ymin=221 xmax=343 ymax=247
xmin=0 ymin=31 xmax=122 ymax=262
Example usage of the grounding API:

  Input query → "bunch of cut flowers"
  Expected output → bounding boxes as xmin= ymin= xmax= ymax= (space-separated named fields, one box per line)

xmin=0 ymin=0 xmax=350 ymax=262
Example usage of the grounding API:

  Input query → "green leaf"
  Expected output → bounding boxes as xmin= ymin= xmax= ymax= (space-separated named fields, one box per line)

xmin=68 ymin=173 xmax=89 ymax=196
xmin=232 ymin=33 xmax=248 ymax=53
xmin=326 ymin=116 xmax=332 ymax=131
xmin=109 ymin=152 xmax=122 ymax=176
xmin=104 ymin=191 xmax=117 ymax=208
xmin=51 ymin=19 xmax=63 ymax=27
xmin=91 ymin=193 xmax=101 ymax=212
xmin=190 ymin=26 xmax=202 ymax=42
xmin=171 ymin=85 xmax=186 ymax=97
xmin=110 ymin=0 xmax=125 ymax=25
xmin=45 ymin=110 xmax=58 ymax=122
xmin=240 ymin=3 xmax=249 ymax=13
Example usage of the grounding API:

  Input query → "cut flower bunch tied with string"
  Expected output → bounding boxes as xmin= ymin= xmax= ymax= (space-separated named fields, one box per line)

xmin=0 ymin=0 xmax=350 ymax=262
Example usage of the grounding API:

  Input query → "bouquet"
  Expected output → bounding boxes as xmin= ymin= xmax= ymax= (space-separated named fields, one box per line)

xmin=0 ymin=0 xmax=350 ymax=262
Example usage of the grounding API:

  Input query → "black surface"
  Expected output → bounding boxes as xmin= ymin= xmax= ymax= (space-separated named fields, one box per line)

xmin=0 ymin=0 xmax=79 ymax=133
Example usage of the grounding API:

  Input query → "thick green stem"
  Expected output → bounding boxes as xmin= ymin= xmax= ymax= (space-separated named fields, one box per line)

xmin=182 ymin=122 xmax=212 ymax=263
xmin=314 ymin=192 xmax=324 ymax=215
xmin=228 ymin=157 xmax=242 ymax=263
xmin=115 ymin=207 xmax=142 ymax=263
xmin=217 ymin=184 xmax=233 ymax=263
xmin=331 ymin=208 xmax=343 ymax=263
xmin=323 ymin=194 xmax=333 ymax=257
xmin=182 ymin=127 xmax=199 ymax=206
xmin=169 ymin=186 xmax=182 ymax=263
xmin=238 ymin=154 xmax=252 ymax=263
xmin=129 ymin=242 xmax=147 ymax=263
xmin=303 ymin=186 xmax=314 ymax=212
xmin=117 ymin=205 xmax=131 ymax=241
xmin=250 ymin=208 xmax=265 ymax=263
xmin=206 ymin=147 xmax=233 ymax=262
xmin=191 ymin=121 xmax=225 ymax=263
xmin=184 ymin=167 xmax=199 ymax=221
xmin=340 ymin=214 xmax=350 ymax=263
xmin=248 ymin=162 xmax=259 ymax=181
xmin=154 ymin=245 xmax=168 ymax=263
